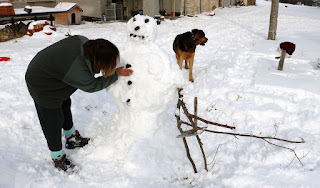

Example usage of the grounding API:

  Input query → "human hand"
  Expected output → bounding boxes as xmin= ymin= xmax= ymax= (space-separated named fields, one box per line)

xmin=116 ymin=67 xmax=133 ymax=76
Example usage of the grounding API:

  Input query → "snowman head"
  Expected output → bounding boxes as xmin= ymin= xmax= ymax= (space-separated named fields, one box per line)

xmin=126 ymin=14 xmax=157 ymax=43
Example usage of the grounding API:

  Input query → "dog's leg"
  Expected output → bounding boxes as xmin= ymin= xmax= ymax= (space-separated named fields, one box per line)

xmin=188 ymin=56 xmax=194 ymax=82
xmin=185 ymin=60 xmax=189 ymax=69
xmin=177 ymin=57 xmax=183 ymax=70
xmin=176 ymin=53 xmax=183 ymax=70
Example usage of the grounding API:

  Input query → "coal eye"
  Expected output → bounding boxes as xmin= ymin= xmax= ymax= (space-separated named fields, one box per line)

xmin=133 ymin=18 xmax=136 ymax=21
xmin=145 ymin=19 xmax=149 ymax=23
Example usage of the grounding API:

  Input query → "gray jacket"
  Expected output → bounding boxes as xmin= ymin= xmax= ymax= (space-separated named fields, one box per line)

xmin=25 ymin=35 xmax=118 ymax=108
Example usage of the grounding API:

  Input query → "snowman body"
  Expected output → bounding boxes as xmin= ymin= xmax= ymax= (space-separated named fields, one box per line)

xmin=104 ymin=15 xmax=185 ymax=176
xmin=107 ymin=15 xmax=183 ymax=138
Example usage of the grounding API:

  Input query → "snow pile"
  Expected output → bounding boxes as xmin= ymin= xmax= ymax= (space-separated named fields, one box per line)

xmin=0 ymin=0 xmax=320 ymax=187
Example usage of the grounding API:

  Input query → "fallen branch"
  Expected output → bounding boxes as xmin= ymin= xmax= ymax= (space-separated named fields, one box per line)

xmin=204 ymin=130 xmax=305 ymax=144
xmin=190 ymin=114 xmax=236 ymax=130
xmin=179 ymin=96 xmax=235 ymax=130
xmin=263 ymin=138 xmax=303 ymax=166
xmin=194 ymin=97 xmax=208 ymax=171
xmin=175 ymin=91 xmax=197 ymax=173
xmin=175 ymin=88 xmax=306 ymax=173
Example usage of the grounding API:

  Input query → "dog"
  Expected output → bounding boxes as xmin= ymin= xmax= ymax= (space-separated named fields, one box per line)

xmin=173 ymin=29 xmax=208 ymax=82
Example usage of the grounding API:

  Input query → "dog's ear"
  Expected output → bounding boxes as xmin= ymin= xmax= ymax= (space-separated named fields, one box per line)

xmin=191 ymin=29 xmax=198 ymax=34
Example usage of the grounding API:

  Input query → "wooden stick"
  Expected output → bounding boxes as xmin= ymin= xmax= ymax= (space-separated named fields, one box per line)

xmin=194 ymin=97 xmax=198 ymax=129
xmin=278 ymin=49 xmax=286 ymax=71
xmin=190 ymin=114 xmax=236 ymax=130
xmin=204 ymin=129 xmax=305 ymax=144
xmin=194 ymin=97 xmax=208 ymax=171
xmin=180 ymin=99 xmax=195 ymax=125
xmin=263 ymin=138 xmax=303 ymax=166
xmin=175 ymin=97 xmax=197 ymax=173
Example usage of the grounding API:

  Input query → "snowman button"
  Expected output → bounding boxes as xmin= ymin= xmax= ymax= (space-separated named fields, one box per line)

xmin=128 ymin=81 xmax=132 ymax=85
xmin=126 ymin=99 xmax=130 ymax=103
xmin=126 ymin=64 xmax=132 ymax=68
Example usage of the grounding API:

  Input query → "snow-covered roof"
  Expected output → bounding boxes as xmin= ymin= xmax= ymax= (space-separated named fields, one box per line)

xmin=0 ymin=3 xmax=12 ymax=6
xmin=54 ymin=2 xmax=82 ymax=11
xmin=14 ymin=6 xmax=66 ymax=15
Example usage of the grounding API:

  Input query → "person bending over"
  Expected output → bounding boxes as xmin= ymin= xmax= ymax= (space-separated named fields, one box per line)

xmin=25 ymin=35 xmax=132 ymax=171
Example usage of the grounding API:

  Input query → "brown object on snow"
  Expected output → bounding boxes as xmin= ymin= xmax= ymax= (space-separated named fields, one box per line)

xmin=280 ymin=41 xmax=296 ymax=55
xmin=277 ymin=42 xmax=295 ymax=71
xmin=0 ymin=22 xmax=27 ymax=42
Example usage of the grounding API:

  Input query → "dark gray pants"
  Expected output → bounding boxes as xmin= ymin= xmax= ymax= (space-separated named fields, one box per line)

xmin=35 ymin=98 xmax=73 ymax=151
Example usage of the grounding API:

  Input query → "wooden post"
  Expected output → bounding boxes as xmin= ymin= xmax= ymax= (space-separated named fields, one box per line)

xmin=278 ymin=49 xmax=286 ymax=71
xmin=11 ymin=17 xmax=16 ymax=38
xmin=268 ymin=0 xmax=279 ymax=40
xmin=50 ymin=14 xmax=53 ymax=26
xmin=173 ymin=0 xmax=176 ymax=17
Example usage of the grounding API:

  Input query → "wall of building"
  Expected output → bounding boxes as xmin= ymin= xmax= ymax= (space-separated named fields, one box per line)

xmin=179 ymin=0 xmax=219 ymax=15
xmin=55 ymin=12 xmax=68 ymax=25
xmin=69 ymin=8 xmax=82 ymax=24
xmin=143 ymin=0 xmax=159 ymax=17
xmin=161 ymin=0 xmax=182 ymax=16
xmin=56 ymin=0 xmax=102 ymax=18
xmin=55 ymin=8 xmax=82 ymax=25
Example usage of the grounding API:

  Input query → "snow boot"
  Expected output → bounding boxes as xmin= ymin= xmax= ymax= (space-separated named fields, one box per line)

xmin=53 ymin=154 xmax=75 ymax=171
xmin=65 ymin=130 xmax=90 ymax=149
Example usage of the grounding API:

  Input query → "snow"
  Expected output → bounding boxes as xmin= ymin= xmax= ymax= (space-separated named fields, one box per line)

xmin=27 ymin=20 xmax=48 ymax=30
xmin=1 ymin=0 xmax=320 ymax=187
xmin=14 ymin=6 xmax=66 ymax=15
xmin=105 ymin=15 xmax=185 ymax=180
xmin=55 ymin=2 xmax=78 ymax=11
xmin=0 ymin=3 xmax=12 ymax=6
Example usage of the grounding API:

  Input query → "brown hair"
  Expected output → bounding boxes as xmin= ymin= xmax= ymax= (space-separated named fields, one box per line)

xmin=83 ymin=39 xmax=119 ymax=77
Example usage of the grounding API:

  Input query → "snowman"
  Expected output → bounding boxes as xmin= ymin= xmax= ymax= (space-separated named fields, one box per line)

xmin=106 ymin=14 xmax=184 ymax=143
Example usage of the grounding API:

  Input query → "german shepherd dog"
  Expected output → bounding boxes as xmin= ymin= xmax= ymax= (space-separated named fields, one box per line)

xmin=173 ymin=29 xmax=208 ymax=82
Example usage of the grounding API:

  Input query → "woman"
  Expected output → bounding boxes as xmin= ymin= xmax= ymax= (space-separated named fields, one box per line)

xmin=25 ymin=35 xmax=132 ymax=171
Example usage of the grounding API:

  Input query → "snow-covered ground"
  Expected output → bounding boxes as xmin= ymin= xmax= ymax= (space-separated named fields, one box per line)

xmin=1 ymin=0 xmax=320 ymax=187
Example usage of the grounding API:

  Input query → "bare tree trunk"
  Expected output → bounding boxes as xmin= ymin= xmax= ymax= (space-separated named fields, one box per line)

xmin=268 ymin=0 xmax=279 ymax=40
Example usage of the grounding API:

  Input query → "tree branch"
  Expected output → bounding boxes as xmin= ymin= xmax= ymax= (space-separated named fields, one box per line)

xmin=190 ymin=114 xmax=236 ymax=130
xmin=194 ymin=97 xmax=208 ymax=171
xmin=262 ymin=138 xmax=303 ymax=166
xmin=175 ymin=95 xmax=197 ymax=173
xmin=204 ymin=129 xmax=305 ymax=144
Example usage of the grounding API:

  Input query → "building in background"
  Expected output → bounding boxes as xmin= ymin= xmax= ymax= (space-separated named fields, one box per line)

xmin=7 ymin=0 xmax=57 ymax=8
xmin=54 ymin=2 xmax=82 ymax=25
xmin=4 ymin=0 xmax=256 ymax=22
